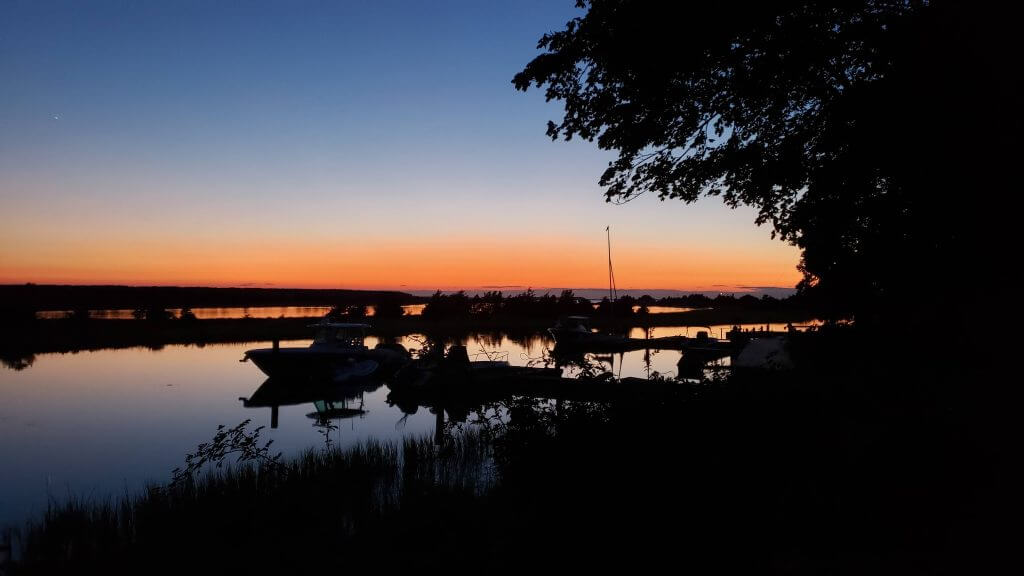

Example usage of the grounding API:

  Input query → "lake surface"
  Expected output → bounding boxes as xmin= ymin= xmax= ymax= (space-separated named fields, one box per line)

xmin=34 ymin=304 xmax=428 ymax=320
xmin=0 ymin=322 xmax=806 ymax=527
xmin=33 ymin=303 xmax=695 ymax=320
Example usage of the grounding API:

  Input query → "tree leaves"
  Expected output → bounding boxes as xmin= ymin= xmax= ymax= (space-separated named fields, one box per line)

xmin=513 ymin=1 xmax=971 ymax=317
xmin=170 ymin=419 xmax=284 ymax=487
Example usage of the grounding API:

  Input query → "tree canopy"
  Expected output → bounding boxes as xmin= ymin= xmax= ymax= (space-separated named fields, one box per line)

xmin=515 ymin=1 xmax=1014 ymax=319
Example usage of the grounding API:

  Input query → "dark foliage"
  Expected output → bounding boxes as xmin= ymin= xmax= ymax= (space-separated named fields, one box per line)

xmin=421 ymin=290 xmax=474 ymax=320
xmin=0 ymin=284 xmax=425 ymax=316
xmin=12 ymin=431 xmax=492 ymax=575
xmin=514 ymin=1 xmax=1015 ymax=321
xmin=327 ymin=304 xmax=368 ymax=320
xmin=130 ymin=305 xmax=173 ymax=322
xmin=170 ymin=420 xmax=284 ymax=487
xmin=10 ymin=332 xmax=993 ymax=573
xmin=371 ymin=299 xmax=405 ymax=318
xmin=422 ymin=289 xmax=595 ymax=321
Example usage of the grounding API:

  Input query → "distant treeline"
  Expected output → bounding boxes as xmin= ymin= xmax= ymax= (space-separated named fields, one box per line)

xmin=648 ymin=292 xmax=805 ymax=310
xmin=422 ymin=290 xmax=592 ymax=320
xmin=0 ymin=284 xmax=425 ymax=317
xmin=326 ymin=300 xmax=406 ymax=320
xmin=0 ymin=285 xmax=815 ymax=329
xmin=420 ymin=289 xmax=806 ymax=320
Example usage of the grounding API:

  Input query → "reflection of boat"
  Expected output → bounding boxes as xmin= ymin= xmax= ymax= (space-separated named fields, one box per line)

xmin=242 ymin=377 xmax=382 ymax=408
xmin=306 ymin=399 xmax=366 ymax=420
xmin=242 ymin=321 xmax=409 ymax=382
xmin=240 ymin=376 xmax=383 ymax=428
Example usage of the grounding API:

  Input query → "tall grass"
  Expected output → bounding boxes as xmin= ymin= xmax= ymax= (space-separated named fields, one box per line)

xmin=7 ymin=337 xmax=986 ymax=574
xmin=11 ymin=431 xmax=493 ymax=574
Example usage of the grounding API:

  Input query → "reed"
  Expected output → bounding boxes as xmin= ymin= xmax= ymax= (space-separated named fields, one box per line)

xmin=12 ymin=429 xmax=494 ymax=574
xmin=8 ymin=347 xmax=976 ymax=573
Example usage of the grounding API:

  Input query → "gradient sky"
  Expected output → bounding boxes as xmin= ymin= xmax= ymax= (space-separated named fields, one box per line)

xmin=0 ymin=0 xmax=802 ymax=293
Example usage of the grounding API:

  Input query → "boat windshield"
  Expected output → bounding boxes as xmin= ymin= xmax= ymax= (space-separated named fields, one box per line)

xmin=313 ymin=326 xmax=366 ymax=348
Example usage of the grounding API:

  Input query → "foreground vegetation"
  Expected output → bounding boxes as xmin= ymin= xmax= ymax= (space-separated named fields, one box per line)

xmin=3 ymin=327 xmax=994 ymax=573
xmin=6 ymin=431 xmax=492 ymax=574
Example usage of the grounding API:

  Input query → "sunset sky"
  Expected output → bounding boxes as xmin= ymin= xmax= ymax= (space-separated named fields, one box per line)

xmin=0 ymin=0 xmax=802 ymax=293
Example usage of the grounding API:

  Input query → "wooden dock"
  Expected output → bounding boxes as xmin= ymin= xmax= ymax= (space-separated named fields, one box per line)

xmin=386 ymin=369 xmax=691 ymax=408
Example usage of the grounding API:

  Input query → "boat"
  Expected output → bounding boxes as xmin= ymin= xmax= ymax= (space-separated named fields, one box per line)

xmin=390 ymin=344 xmax=563 ymax=393
xmin=548 ymin=228 xmax=634 ymax=351
xmin=548 ymin=315 xmax=632 ymax=348
xmin=550 ymin=317 xmax=740 ymax=355
xmin=241 ymin=321 xmax=409 ymax=382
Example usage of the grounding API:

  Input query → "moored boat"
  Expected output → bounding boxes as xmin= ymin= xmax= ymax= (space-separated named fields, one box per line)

xmin=548 ymin=315 xmax=632 ymax=348
xmin=242 ymin=321 xmax=409 ymax=382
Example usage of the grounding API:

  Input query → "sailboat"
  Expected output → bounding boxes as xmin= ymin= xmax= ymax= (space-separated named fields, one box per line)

xmin=548 ymin=227 xmax=630 ymax=349
xmin=548 ymin=229 xmax=729 ymax=354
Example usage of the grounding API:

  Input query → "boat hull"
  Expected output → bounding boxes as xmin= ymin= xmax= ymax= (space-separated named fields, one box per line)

xmin=246 ymin=346 xmax=412 ymax=381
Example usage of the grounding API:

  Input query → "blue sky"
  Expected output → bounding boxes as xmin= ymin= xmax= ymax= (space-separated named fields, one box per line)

xmin=0 ymin=1 xmax=802 ymax=292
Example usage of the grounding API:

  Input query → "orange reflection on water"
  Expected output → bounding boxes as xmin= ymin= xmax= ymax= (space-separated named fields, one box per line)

xmin=34 ymin=304 xmax=427 ymax=321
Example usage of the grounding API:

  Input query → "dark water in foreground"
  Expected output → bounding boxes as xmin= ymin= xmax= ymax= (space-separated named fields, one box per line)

xmin=0 ymin=323 xmax=809 ymax=527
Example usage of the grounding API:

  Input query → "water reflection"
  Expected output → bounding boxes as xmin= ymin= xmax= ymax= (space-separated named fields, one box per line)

xmin=241 ymin=377 xmax=383 ymax=429
xmin=30 ymin=303 xmax=719 ymax=321
xmin=0 ymin=324 xmax=815 ymax=527
xmin=34 ymin=304 xmax=428 ymax=320
xmin=626 ymin=321 xmax=820 ymax=340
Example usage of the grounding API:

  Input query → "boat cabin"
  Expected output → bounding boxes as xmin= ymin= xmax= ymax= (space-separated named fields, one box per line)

xmin=310 ymin=322 xmax=370 ymax=349
xmin=553 ymin=315 xmax=594 ymax=334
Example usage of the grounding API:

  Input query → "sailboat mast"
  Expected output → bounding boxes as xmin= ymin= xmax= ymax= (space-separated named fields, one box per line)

xmin=606 ymin=226 xmax=617 ymax=310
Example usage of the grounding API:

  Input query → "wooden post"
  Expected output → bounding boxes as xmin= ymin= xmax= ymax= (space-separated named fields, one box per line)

xmin=434 ymin=408 xmax=444 ymax=445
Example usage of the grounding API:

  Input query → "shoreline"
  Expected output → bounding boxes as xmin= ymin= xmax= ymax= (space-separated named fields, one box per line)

xmin=0 ymin=307 xmax=818 ymax=363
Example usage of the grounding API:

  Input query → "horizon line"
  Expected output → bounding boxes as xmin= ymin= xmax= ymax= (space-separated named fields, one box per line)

xmin=2 ymin=281 xmax=797 ymax=294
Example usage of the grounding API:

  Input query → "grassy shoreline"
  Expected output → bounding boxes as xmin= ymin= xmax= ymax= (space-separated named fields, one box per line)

xmin=6 ymin=431 xmax=495 ymax=574
xmin=2 ymin=348 xmax=983 ymax=574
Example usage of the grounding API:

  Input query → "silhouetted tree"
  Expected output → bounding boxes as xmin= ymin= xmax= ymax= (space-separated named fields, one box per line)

xmin=372 ymin=300 xmax=405 ymax=319
xmin=471 ymin=291 xmax=505 ymax=317
xmin=422 ymin=291 xmax=473 ymax=320
xmin=132 ymin=305 xmax=172 ymax=322
xmin=616 ymin=294 xmax=637 ymax=311
xmin=556 ymin=290 xmax=593 ymax=316
xmin=0 ymin=304 xmax=36 ymax=325
xmin=502 ymin=289 xmax=538 ymax=317
xmin=66 ymin=307 xmax=91 ymax=322
xmin=327 ymin=305 xmax=367 ymax=320
xmin=515 ymin=1 xmax=1014 ymax=321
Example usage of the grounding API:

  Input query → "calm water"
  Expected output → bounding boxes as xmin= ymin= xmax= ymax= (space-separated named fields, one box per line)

xmin=35 ymin=304 xmax=428 ymax=320
xmin=34 ymin=303 xmax=695 ymax=320
xmin=0 ymin=322 xmax=807 ymax=527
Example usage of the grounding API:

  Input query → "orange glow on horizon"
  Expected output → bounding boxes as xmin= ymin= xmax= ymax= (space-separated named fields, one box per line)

xmin=0 ymin=234 xmax=802 ymax=292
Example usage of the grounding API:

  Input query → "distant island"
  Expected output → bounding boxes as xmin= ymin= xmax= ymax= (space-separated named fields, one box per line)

xmin=0 ymin=284 xmax=426 ymax=313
